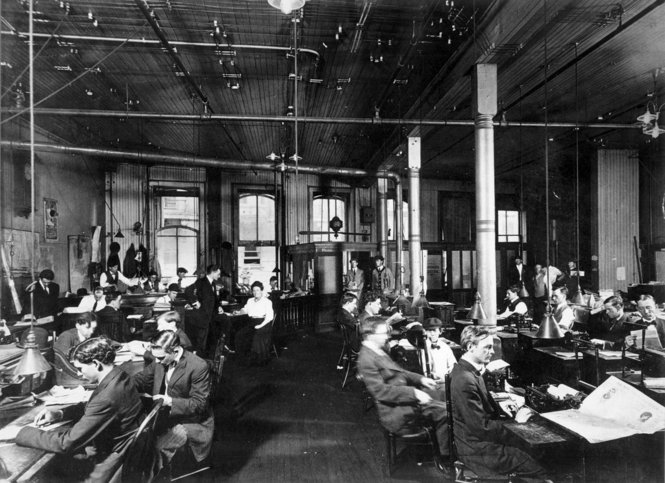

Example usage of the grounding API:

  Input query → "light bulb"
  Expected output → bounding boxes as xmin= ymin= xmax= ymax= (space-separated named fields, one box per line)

xmin=652 ymin=122 xmax=660 ymax=139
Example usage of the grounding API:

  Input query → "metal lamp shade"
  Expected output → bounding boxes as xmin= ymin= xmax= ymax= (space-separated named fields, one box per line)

xmin=571 ymin=286 xmax=585 ymax=305
xmin=535 ymin=311 xmax=564 ymax=339
xmin=518 ymin=283 xmax=530 ymax=298
xmin=14 ymin=328 xmax=51 ymax=377
xmin=467 ymin=293 xmax=487 ymax=321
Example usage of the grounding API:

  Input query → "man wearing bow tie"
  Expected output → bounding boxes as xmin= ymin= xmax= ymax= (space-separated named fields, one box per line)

xmin=626 ymin=295 xmax=665 ymax=348
xmin=133 ymin=330 xmax=213 ymax=473
xmin=421 ymin=318 xmax=456 ymax=380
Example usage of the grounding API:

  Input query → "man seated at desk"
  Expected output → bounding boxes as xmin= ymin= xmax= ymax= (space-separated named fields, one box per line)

xmin=625 ymin=294 xmax=665 ymax=349
xmin=359 ymin=291 xmax=404 ymax=326
xmin=357 ymin=315 xmax=451 ymax=471
xmin=76 ymin=285 xmax=106 ymax=313
xmin=338 ymin=292 xmax=360 ymax=353
xmin=155 ymin=283 xmax=180 ymax=311
xmin=551 ymin=286 xmax=575 ymax=331
xmin=588 ymin=295 xmax=632 ymax=348
xmin=143 ymin=271 xmax=160 ymax=293
xmin=14 ymin=337 xmax=143 ymax=481
xmin=497 ymin=285 xmax=527 ymax=322
xmin=96 ymin=291 xmax=131 ymax=342
xmin=53 ymin=312 xmax=98 ymax=386
xmin=450 ymin=326 xmax=550 ymax=481
xmin=132 ymin=330 xmax=213 ymax=473
xmin=421 ymin=317 xmax=457 ymax=380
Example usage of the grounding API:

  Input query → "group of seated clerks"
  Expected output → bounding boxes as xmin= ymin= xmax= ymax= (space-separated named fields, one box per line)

xmin=13 ymin=328 xmax=213 ymax=481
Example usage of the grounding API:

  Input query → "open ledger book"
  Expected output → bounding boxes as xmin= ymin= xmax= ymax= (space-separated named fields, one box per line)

xmin=542 ymin=376 xmax=665 ymax=443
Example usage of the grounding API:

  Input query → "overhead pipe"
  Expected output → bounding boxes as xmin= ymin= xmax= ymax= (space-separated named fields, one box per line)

xmin=0 ymin=30 xmax=321 ymax=60
xmin=1 ymin=108 xmax=638 ymax=129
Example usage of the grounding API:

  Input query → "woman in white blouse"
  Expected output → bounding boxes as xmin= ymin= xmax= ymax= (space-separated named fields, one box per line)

xmin=236 ymin=281 xmax=275 ymax=364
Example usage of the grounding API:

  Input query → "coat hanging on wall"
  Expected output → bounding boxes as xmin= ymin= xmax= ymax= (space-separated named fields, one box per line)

xmin=123 ymin=243 xmax=136 ymax=277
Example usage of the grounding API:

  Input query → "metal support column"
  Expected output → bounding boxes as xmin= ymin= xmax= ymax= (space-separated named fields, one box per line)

xmin=408 ymin=136 xmax=422 ymax=296
xmin=377 ymin=178 xmax=388 ymax=259
xmin=473 ymin=64 xmax=498 ymax=325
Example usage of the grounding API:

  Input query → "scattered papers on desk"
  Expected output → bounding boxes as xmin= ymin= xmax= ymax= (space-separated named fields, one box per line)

xmin=542 ymin=376 xmax=665 ymax=443
xmin=589 ymin=338 xmax=612 ymax=349
xmin=597 ymin=350 xmax=624 ymax=359
xmin=554 ymin=351 xmax=577 ymax=359
xmin=547 ymin=384 xmax=580 ymax=400
xmin=486 ymin=359 xmax=510 ymax=372
xmin=643 ymin=377 xmax=665 ymax=390
xmin=492 ymin=392 xmax=525 ymax=417
xmin=504 ymin=380 xmax=526 ymax=396
xmin=13 ymin=315 xmax=54 ymax=326
xmin=114 ymin=351 xmax=145 ymax=364
xmin=39 ymin=385 xmax=92 ymax=405
xmin=126 ymin=314 xmax=143 ymax=320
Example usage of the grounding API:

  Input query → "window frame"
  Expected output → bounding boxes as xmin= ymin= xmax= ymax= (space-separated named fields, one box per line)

xmin=309 ymin=188 xmax=350 ymax=242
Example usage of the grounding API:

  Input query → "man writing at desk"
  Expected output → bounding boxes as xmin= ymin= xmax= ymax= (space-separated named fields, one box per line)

xmin=450 ymin=326 xmax=550 ymax=482
xmin=14 ymin=337 xmax=143 ymax=481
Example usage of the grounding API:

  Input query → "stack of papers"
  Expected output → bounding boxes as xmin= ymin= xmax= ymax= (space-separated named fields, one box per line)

xmin=554 ymin=351 xmax=577 ymax=359
xmin=38 ymin=385 xmax=92 ymax=405
xmin=547 ymin=384 xmax=580 ymax=400
xmin=643 ymin=377 xmax=665 ymax=390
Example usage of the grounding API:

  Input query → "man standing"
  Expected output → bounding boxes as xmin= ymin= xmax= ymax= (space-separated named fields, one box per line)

xmin=133 ymin=331 xmax=213 ymax=471
xmin=551 ymin=286 xmax=575 ymax=331
xmin=371 ymin=255 xmax=394 ymax=296
xmin=174 ymin=267 xmax=189 ymax=292
xmin=357 ymin=316 xmax=450 ymax=469
xmin=531 ymin=264 xmax=548 ymax=323
xmin=77 ymin=286 xmax=106 ymax=313
xmin=186 ymin=264 xmax=222 ymax=355
xmin=345 ymin=258 xmax=364 ymax=296
xmin=100 ymin=261 xmax=139 ymax=290
xmin=508 ymin=256 xmax=529 ymax=288
xmin=450 ymin=326 xmax=548 ymax=480
xmin=24 ymin=269 xmax=59 ymax=318
xmin=53 ymin=312 xmax=98 ymax=386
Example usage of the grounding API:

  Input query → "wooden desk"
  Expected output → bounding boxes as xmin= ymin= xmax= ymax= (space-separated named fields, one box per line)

xmin=532 ymin=346 xmax=581 ymax=386
xmin=581 ymin=350 xmax=640 ymax=386
xmin=0 ymin=402 xmax=70 ymax=482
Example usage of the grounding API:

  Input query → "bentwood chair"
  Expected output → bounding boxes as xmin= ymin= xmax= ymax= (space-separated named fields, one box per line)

xmin=339 ymin=324 xmax=358 ymax=389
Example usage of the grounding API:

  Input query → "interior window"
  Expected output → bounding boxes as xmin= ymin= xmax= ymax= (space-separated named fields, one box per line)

xmin=237 ymin=193 xmax=276 ymax=289
xmin=312 ymin=195 xmax=346 ymax=242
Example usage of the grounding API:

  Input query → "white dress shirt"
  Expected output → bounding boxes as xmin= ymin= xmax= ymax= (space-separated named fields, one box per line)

xmin=243 ymin=295 xmax=275 ymax=327
xmin=78 ymin=294 xmax=106 ymax=312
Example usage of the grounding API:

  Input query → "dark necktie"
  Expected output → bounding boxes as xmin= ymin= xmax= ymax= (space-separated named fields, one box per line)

xmin=92 ymin=301 xmax=98 ymax=312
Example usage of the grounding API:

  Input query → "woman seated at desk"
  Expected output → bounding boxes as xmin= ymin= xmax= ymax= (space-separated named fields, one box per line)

xmin=13 ymin=337 xmax=144 ymax=481
xmin=234 ymin=281 xmax=275 ymax=365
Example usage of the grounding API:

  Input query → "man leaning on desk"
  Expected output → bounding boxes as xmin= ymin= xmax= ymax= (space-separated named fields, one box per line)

xmin=14 ymin=337 xmax=143 ymax=481
xmin=450 ymin=326 xmax=551 ymax=482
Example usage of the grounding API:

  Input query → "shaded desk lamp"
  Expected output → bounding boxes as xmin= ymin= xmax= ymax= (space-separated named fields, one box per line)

xmin=571 ymin=285 xmax=585 ymax=305
xmin=393 ymin=291 xmax=410 ymax=315
xmin=14 ymin=326 xmax=52 ymax=393
xmin=467 ymin=292 xmax=487 ymax=323
xmin=518 ymin=281 xmax=529 ymax=299
xmin=535 ymin=309 xmax=564 ymax=339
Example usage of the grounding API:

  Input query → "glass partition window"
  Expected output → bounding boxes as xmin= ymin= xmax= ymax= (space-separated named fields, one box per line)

xmin=497 ymin=210 xmax=524 ymax=243
xmin=156 ymin=226 xmax=198 ymax=280
xmin=386 ymin=200 xmax=409 ymax=240
xmin=312 ymin=195 xmax=346 ymax=242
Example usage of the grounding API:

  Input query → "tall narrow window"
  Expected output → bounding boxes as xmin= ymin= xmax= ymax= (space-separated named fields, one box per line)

xmin=497 ymin=210 xmax=524 ymax=243
xmin=386 ymin=199 xmax=409 ymax=240
xmin=312 ymin=195 xmax=346 ymax=242
xmin=237 ymin=193 xmax=276 ymax=287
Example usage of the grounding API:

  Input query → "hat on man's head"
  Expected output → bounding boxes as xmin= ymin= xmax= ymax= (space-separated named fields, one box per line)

xmin=167 ymin=283 xmax=180 ymax=292
xmin=177 ymin=267 xmax=188 ymax=274
xmin=423 ymin=317 xmax=443 ymax=330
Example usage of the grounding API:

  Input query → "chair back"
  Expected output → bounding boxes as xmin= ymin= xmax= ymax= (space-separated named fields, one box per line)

xmin=208 ymin=345 xmax=225 ymax=403
xmin=108 ymin=399 xmax=164 ymax=483
xmin=444 ymin=373 xmax=457 ymax=460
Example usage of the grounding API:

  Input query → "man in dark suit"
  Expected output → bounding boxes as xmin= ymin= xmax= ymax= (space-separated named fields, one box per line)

xmin=15 ymin=337 xmax=143 ymax=481
xmin=344 ymin=258 xmax=364 ymax=296
xmin=53 ymin=312 xmax=97 ymax=386
xmin=357 ymin=315 xmax=450 ymax=468
xmin=507 ymin=256 xmax=529 ymax=289
xmin=96 ymin=291 xmax=131 ymax=342
xmin=338 ymin=292 xmax=359 ymax=352
xmin=450 ymin=325 xmax=548 ymax=480
xmin=133 ymin=330 xmax=214 ymax=470
xmin=185 ymin=264 xmax=222 ymax=355
xmin=24 ymin=269 xmax=60 ymax=318
xmin=588 ymin=295 xmax=632 ymax=348
xmin=144 ymin=270 xmax=159 ymax=292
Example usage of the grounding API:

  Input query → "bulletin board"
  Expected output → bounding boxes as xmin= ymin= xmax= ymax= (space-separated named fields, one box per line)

xmin=1 ymin=229 xmax=40 ymax=274
xmin=69 ymin=235 xmax=91 ymax=293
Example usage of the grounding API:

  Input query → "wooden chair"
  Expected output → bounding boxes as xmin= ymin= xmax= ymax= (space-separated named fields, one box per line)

xmin=339 ymin=324 xmax=358 ymax=389
xmin=384 ymin=426 xmax=442 ymax=477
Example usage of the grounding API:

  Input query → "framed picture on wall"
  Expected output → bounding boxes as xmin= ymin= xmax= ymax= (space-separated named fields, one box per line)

xmin=44 ymin=198 xmax=58 ymax=241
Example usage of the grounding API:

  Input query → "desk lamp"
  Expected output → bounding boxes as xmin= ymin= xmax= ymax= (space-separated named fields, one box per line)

xmin=467 ymin=292 xmax=487 ymax=323
xmin=14 ymin=326 xmax=51 ymax=379
xmin=535 ymin=309 xmax=563 ymax=339
xmin=411 ymin=276 xmax=430 ymax=309
xmin=393 ymin=291 xmax=410 ymax=315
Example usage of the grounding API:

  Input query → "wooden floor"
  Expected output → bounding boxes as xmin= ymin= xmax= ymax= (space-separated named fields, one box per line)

xmin=190 ymin=331 xmax=444 ymax=483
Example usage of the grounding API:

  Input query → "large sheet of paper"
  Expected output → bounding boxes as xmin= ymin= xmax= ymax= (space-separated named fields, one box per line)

xmin=542 ymin=376 xmax=665 ymax=443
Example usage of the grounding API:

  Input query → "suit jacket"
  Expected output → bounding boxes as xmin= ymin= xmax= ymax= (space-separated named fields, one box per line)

xmin=450 ymin=359 xmax=526 ymax=476
xmin=28 ymin=281 xmax=60 ymax=318
xmin=143 ymin=280 xmax=158 ymax=292
xmin=345 ymin=268 xmax=364 ymax=293
xmin=371 ymin=267 xmax=395 ymax=295
xmin=17 ymin=367 xmax=143 ymax=457
xmin=133 ymin=350 xmax=214 ymax=461
xmin=337 ymin=307 xmax=357 ymax=329
xmin=589 ymin=311 xmax=632 ymax=347
xmin=96 ymin=306 xmax=130 ymax=342
xmin=186 ymin=277 xmax=218 ymax=328
xmin=53 ymin=328 xmax=85 ymax=386
xmin=357 ymin=344 xmax=422 ymax=434
xmin=654 ymin=318 xmax=665 ymax=348
xmin=507 ymin=264 xmax=529 ymax=286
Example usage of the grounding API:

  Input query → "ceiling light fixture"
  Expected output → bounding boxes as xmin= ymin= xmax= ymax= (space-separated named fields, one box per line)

xmin=638 ymin=103 xmax=665 ymax=138
xmin=268 ymin=0 xmax=307 ymax=15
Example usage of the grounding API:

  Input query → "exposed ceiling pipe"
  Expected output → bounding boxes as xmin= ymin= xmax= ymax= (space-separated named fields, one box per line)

xmin=0 ymin=30 xmax=321 ymax=60
xmin=1 ymin=140 xmax=401 ymax=184
xmin=1 ymin=107 xmax=637 ymax=129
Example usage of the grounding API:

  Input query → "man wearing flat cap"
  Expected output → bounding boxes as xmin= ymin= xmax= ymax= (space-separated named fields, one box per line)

xmin=24 ymin=269 xmax=60 ymax=318
xmin=371 ymin=255 xmax=394 ymax=296
xmin=422 ymin=318 xmax=457 ymax=380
